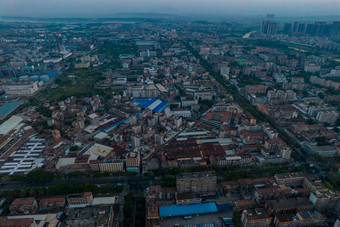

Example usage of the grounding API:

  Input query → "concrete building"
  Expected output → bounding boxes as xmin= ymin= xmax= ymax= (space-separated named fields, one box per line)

xmin=9 ymin=197 xmax=38 ymax=215
xmin=316 ymin=111 xmax=339 ymax=124
xmin=273 ymin=210 xmax=326 ymax=227
xmin=98 ymin=160 xmax=124 ymax=173
xmin=131 ymin=135 xmax=141 ymax=148
xmin=261 ymin=21 xmax=279 ymax=35
xmin=304 ymin=143 xmax=337 ymax=157
xmin=172 ymin=110 xmax=192 ymax=118
xmin=5 ymin=81 xmax=39 ymax=96
xmin=176 ymin=171 xmax=217 ymax=195
xmin=304 ymin=64 xmax=321 ymax=73
xmin=265 ymin=197 xmax=313 ymax=215
xmin=125 ymin=151 xmax=140 ymax=172
xmin=66 ymin=205 xmax=117 ymax=227
xmin=241 ymin=208 xmax=272 ymax=227
xmin=67 ymin=192 xmax=93 ymax=207
xmin=39 ymin=196 xmax=66 ymax=210
xmin=274 ymin=172 xmax=327 ymax=193
xmin=309 ymin=190 xmax=340 ymax=212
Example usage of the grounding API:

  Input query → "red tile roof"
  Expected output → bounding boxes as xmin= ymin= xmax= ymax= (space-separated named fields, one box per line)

xmin=0 ymin=217 xmax=34 ymax=227
xmin=10 ymin=197 xmax=35 ymax=206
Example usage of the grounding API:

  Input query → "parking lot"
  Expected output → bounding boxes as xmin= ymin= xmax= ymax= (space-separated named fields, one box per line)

xmin=160 ymin=211 xmax=233 ymax=227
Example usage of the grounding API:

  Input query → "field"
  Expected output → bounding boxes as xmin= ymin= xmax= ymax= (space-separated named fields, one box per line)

xmin=45 ymin=42 xmax=137 ymax=101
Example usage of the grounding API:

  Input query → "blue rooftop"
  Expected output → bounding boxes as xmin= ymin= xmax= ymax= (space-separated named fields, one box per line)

xmin=23 ymin=67 xmax=37 ymax=71
xmin=131 ymin=98 xmax=150 ymax=105
xmin=159 ymin=202 xmax=218 ymax=217
xmin=103 ymin=118 xmax=128 ymax=132
xmin=47 ymin=71 xmax=58 ymax=77
xmin=0 ymin=102 xmax=22 ymax=116
xmin=140 ymin=98 xmax=157 ymax=109
xmin=153 ymin=101 xmax=168 ymax=113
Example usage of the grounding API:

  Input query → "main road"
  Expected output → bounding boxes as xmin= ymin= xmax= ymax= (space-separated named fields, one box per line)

xmin=0 ymin=176 xmax=154 ymax=191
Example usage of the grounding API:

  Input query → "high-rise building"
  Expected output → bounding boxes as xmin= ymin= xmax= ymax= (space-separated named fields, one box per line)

xmin=292 ymin=22 xmax=299 ymax=33
xmin=261 ymin=21 xmax=278 ymax=35
xmin=261 ymin=21 xmax=270 ymax=34
xmin=316 ymin=111 xmax=339 ymax=124
xmin=131 ymin=135 xmax=141 ymax=148
xmin=330 ymin=21 xmax=340 ymax=36
xmin=298 ymin=23 xmax=306 ymax=33
xmin=283 ymin=23 xmax=292 ymax=34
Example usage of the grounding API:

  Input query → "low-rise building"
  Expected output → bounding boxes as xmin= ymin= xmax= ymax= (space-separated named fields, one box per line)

xmin=9 ymin=197 xmax=38 ymax=215
xmin=175 ymin=193 xmax=202 ymax=206
xmin=39 ymin=196 xmax=66 ymax=210
xmin=66 ymin=205 xmax=117 ymax=227
xmin=67 ymin=192 xmax=93 ymax=207
xmin=0 ymin=216 xmax=37 ymax=227
xmin=241 ymin=208 xmax=272 ymax=227
xmin=265 ymin=197 xmax=313 ymax=215
xmin=304 ymin=143 xmax=337 ymax=157
xmin=273 ymin=210 xmax=326 ymax=227
xmin=5 ymin=81 xmax=39 ymax=96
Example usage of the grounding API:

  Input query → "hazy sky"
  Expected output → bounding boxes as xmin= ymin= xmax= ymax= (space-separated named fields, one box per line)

xmin=1 ymin=0 xmax=340 ymax=18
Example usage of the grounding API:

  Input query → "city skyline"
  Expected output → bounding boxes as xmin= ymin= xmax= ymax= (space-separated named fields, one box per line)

xmin=1 ymin=0 xmax=340 ymax=18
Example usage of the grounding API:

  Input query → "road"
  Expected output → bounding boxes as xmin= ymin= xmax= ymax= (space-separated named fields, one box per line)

xmin=0 ymin=176 xmax=154 ymax=191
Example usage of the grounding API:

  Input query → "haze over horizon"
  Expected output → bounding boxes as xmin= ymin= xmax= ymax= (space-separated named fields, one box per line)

xmin=1 ymin=0 xmax=340 ymax=18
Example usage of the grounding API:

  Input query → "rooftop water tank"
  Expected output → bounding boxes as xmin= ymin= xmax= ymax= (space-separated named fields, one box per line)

xmin=19 ymin=75 xmax=29 ymax=79
xmin=30 ymin=75 xmax=39 ymax=82
xmin=40 ymin=75 xmax=49 ymax=82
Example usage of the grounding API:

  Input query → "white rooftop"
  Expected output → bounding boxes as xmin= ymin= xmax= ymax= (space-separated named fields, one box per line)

xmin=0 ymin=115 xmax=23 ymax=135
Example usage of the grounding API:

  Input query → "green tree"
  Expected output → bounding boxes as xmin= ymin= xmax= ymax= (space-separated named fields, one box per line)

xmin=69 ymin=145 xmax=79 ymax=151
xmin=232 ymin=210 xmax=242 ymax=227
xmin=317 ymin=92 xmax=325 ymax=99
xmin=59 ymin=213 xmax=68 ymax=222
xmin=324 ymin=181 xmax=334 ymax=190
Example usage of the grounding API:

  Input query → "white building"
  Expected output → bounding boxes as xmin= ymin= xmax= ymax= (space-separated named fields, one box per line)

xmin=304 ymin=64 xmax=321 ymax=73
xmin=5 ymin=82 xmax=39 ymax=96
xmin=43 ymin=57 xmax=62 ymax=64
xmin=172 ymin=110 xmax=192 ymax=118
xmin=0 ymin=115 xmax=24 ymax=135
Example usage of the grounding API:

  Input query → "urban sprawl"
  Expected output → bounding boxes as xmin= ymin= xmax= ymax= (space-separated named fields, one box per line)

xmin=0 ymin=16 xmax=339 ymax=227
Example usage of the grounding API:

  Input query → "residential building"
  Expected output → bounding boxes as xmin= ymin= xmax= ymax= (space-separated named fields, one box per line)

xmin=9 ymin=197 xmax=38 ymax=215
xmin=273 ymin=210 xmax=326 ymax=227
xmin=241 ymin=208 xmax=272 ymax=227
xmin=265 ymin=197 xmax=313 ymax=215
xmin=67 ymin=192 xmax=93 ymax=206
xmin=176 ymin=171 xmax=217 ymax=195
xmin=39 ymin=196 xmax=66 ymax=210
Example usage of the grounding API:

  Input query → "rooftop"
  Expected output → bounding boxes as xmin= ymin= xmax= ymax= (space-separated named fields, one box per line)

xmin=243 ymin=208 xmax=271 ymax=221
xmin=276 ymin=210 xmax=325 ymax=223
xmin=159 ymin=202 xmax=217 ymax=217
xmin=0 ymin=217 xmax=34 ymax=227
xmin=266 ymin=197 xmax=312 ymax=210
xmin=11 ymin=197 xmax=36 ymax=206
